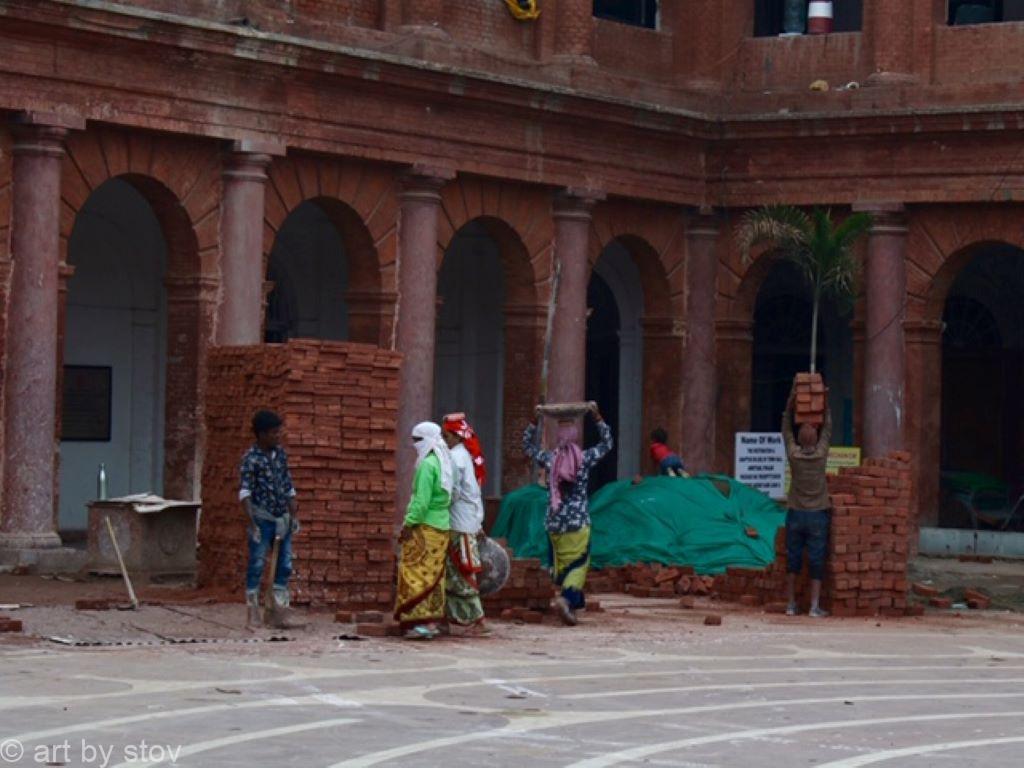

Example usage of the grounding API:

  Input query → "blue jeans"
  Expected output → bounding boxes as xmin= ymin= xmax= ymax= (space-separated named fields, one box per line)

xmin=245 ymin=518 xmax=293 ymax=592
xmin=659 ymin=455 xmax=685 ymax=475
xmin=786 ymin=509 xmax=829 ymax=581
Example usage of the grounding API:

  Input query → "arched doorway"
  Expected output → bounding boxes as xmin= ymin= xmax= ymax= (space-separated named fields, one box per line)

xmin=586 ymin=241 xmax=644 ymax=488
xmin=265 ymin=200 xmax=349 ymax=342
xmin=60 ymin=179 xmax=168 ymax=531
xmin=938 ymin=244 xmax=1024 ymax=528
xmin=434 ymin=221 xmax=505 ymax=497
xmin=750 ymin=260 xmax=854 ymax=440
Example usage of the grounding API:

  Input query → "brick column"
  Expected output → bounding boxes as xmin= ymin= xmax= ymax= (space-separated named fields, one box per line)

xmin=642 ymin=317 xmax=685 ymax=470
xmin=866 ymin=0 xmax=917 ymax=84
xmin=165 ymin=275 xmax=218 ymax=501
xmin=905 ymin=320 xmax=943 ymax=530
xmin=394 ymin=167 xmax=453 ymax=516
xmin=681 ymin=212 xmax=719 ymax=474
xmin=554 ymin=0 xmax=594 ymax=62
xmin=1 ymin=116 xmax=78 ymax=552
xmin=217 ymin=144 xmax=278 ymax=346
xmin=502 ymin=304 xmax=546 ymax=492
xmin=345 ymin=290 xmax=398 ymax=348
xmin=715 ymin=318 xmax=754 ymax=473
xmin=547 ymin=190 xmax=601 ymax=407
xmin=857 ymin=204 xmax=907 ymax=459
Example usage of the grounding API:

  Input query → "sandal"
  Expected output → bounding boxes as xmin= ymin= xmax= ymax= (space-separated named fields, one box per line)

xmin=403 ymin=625 xmax=435 ymax=640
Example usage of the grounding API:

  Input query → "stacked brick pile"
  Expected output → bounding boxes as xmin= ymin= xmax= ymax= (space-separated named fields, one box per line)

xmin=825 ymin=452 xmax=912 ymax=616
xmin=793 ymin=372 xmax=826 ymax=426
xmin=198 ymin=340 xmax=400 ymax=609
xmin=589 ymin=564 xmax=716 ymax=598
xmin=482 ymin=553 xmax=554 ymax=616
xmin=713 ymin=452 xmax=914 ymax=617
xmin=712 ymin=530 xmax=792 ymax=608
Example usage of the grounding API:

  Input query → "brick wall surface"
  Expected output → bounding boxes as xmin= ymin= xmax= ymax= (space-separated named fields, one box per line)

xmin=714 ymin=452 xmax=914 ymax=617
xmin=198 ymin=340 xmax=400 ymax=608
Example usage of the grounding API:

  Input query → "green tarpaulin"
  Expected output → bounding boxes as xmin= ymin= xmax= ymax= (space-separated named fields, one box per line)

xmin=491 ymin=475 xmax=786 ymax=575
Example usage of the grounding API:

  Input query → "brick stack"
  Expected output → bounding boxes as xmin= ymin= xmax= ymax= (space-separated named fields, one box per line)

xmin=713 ymin=452 xmax=914 ymax=617
xmin=198 ymin=340 xmax=400 ymax=609
xmin=712 ymin=531 xmax=790 ymax=607
xmin=826 ymin=452 xmax=912 ymax=617
xmin=588 ymin=564 xmax=716 ymax=598
xmin=793 ymin=372 xmax=826 ymax=426
xmin=481 ymin=554 xmax=554 ymax=616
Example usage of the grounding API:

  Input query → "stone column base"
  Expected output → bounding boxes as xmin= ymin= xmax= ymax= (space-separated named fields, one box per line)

xmin=0 ymin=545 xmax=87 ymax=574
xmin=0 ymin=531 xmax=63 ymax=550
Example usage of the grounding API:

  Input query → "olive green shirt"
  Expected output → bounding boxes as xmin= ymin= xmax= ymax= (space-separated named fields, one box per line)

xmin=782 ymin=406 xmax=832 ymax=511
xmin=404 ymin=453 xmax=451 ymax=530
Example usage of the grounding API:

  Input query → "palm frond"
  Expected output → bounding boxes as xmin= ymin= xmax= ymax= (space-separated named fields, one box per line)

xmin=737 ymin=205 xmax=810 ymax=263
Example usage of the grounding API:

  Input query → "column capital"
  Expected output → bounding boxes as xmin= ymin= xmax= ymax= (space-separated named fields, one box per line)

xmin=715 ymin=317 xmax=754 ymax=342
xmin=165 ymin=274 xmax=219 ymax=301
xmin=642 ymin=316 xmax=685 ymax=339
xmin=904 ymin=319 xmax=944 ymax=346
xmin=400 ymin=165 xmax=455 ymax=201
xmin=503 ymin=303 xmax=548 ymax=329
xmin=687 ymin=207 xmax=721 ymax=238
xmin=231 ymin=139 xmax=286 ymax=156
xmin=10 ymin=111 xmax=83 ymax=157
xmin=553 ymin=188 xmax=604 ymax=220
xmin=854 ymin=202 xmax=908 ymax=234
xmin=223 ymin=149 xmax=274 ymax=183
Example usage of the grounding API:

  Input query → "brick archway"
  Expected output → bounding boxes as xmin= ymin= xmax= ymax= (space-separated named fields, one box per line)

xmin=59 ymin=128 xmax=221 ymax=502
xmin=905 ymin=205 xmax=1024 ymax=525
xmin=263 ymin=155 xmax=398 ymax=347
xmin=713 ymin=231 xmax=782 ymax=473
xmin=588 ymin=201 xmax=686 ymax=474
xmin=437 ymin=178 xmax=551 ymax=493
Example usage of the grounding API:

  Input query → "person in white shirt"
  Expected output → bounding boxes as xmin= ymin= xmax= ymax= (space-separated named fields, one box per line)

xmin=441 ymin=413 xmax=490 ymax=635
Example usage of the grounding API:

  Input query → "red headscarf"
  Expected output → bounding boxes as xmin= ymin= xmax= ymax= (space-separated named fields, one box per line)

xmin=442 ymin=413 xmax=487 ymax=489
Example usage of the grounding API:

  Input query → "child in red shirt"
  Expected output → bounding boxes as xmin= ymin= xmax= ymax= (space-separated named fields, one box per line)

xmin=650 ymin=428 xmax=687 ymax=477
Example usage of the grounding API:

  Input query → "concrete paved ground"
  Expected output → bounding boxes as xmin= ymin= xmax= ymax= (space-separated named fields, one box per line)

xmin=2 ymin=597 xmax=1024 ymax=767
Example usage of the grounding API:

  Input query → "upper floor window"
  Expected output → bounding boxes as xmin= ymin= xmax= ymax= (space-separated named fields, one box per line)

xmin=593 ymin=0 xmax=658 ymax=30
xmin=948 ymin=1 xmax=1024 ymax=24
xmin=754 ymin=0 xmax=862 ymax=37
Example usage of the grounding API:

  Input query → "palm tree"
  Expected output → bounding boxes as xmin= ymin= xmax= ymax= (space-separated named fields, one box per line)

xmin=738 ymin=206 xmax=872 ymax=374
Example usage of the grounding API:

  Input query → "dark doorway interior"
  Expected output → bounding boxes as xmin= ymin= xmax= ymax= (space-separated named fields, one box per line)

xmin=939 ymin=246 xmax=1024 ymax=529
xmin=586 ymin=272 xmax=621 ymax=491
xmin=750 ymin=260 xmax=854 ymax=442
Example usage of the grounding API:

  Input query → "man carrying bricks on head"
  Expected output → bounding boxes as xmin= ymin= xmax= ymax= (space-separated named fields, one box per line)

xmin=782 ymin=381 xmax=832 ymax=618
xmin=240 ymin=410 xmax=300 ymax=628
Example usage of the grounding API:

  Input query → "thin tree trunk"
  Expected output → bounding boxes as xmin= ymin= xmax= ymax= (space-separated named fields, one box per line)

xmin=809 ymin=283 xmax=821 ymax=374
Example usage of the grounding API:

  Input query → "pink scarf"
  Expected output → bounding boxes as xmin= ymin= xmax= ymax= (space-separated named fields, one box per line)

xmin=550 ymin=423 xmax=583 ymax=512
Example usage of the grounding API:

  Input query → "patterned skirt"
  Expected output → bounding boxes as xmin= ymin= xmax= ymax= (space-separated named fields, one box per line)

xmin=394 ymin=524 xmax=448 ymax=628
xmin=445 ymin=531 xmax=485 ymax=626
xmin=549 ymin=526 xmax=591 ymax=610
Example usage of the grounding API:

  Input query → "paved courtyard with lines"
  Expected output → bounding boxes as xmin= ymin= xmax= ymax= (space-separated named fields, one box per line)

xmin=3 ymin=598 xmax=1024 ymax=768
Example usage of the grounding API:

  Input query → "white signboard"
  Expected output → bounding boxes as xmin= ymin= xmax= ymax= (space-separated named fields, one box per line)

xmin=734 ymin=432 xmax=787 ymax=499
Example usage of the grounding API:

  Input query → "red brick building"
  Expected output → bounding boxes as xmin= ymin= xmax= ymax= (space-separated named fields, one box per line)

xmin=2 ymin=0 xmax=1024 ymax=559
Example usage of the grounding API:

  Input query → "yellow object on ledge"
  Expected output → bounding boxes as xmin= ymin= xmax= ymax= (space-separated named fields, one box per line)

xmin=504 ymin=0 xmax=541 ymax=21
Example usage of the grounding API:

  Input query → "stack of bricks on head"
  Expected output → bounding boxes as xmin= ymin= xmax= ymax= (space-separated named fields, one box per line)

xmin=198 ymin=340 xmax=400 ymax=609
xmin=794 ymin=372 xmax=826 ymax=426
xmin=714 ymin=452 xmax=914 ymax=617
